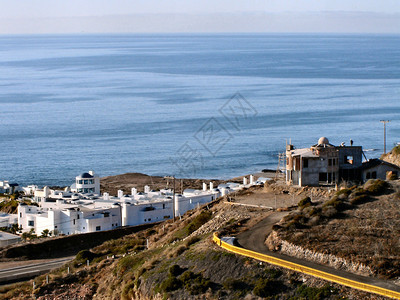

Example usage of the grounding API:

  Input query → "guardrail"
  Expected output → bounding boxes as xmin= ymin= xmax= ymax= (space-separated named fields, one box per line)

xmin=213 ymin=232 xmax=400 ymax=299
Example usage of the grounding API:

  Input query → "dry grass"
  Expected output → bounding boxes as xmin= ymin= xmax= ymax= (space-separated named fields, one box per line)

xmin=277 ymin=180 xmax=400 ymax=279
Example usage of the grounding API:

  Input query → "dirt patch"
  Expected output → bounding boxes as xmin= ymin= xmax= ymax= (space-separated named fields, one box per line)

xmin=100 ymin=172 xmax=225 ymax=196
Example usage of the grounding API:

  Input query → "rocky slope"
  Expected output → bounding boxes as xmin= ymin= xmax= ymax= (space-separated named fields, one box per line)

xmin=1 ymin=187 xmax=388 ymax=299
xmin=381 ymin=145 xmax=400 ymax=167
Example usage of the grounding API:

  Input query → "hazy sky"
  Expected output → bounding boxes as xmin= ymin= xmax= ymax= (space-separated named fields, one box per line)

xmin=1 ymin=0 xmax=399 ymax=34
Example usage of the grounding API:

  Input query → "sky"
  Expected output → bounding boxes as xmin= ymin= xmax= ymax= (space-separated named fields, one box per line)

xmin=0 ymin=0 xmax=400 ymax=34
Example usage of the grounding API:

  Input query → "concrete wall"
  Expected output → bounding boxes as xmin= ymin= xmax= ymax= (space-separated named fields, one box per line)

xmin=363 ymin=165 xmax=400 ymax=182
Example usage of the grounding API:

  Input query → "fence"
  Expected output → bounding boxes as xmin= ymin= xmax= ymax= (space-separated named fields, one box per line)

xmin=213 ymin=233 xmax=400 ymax=299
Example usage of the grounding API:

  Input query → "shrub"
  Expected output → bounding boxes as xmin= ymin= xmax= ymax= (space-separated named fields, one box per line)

xmin=295 ymin=284 xmax=337 ymax=299
xmin=349 ymin=194 xmax=369 ymax=205
xmin=160 ymin=275 xmax=181 ymax=292
xmin=223 ymin=278 xmax=247 ymax=290
xmin=185 ymin=236 xmax=201 ymax=247
xmin=253 ymin=278 xmax=283 ymax=297
xmin=321 ymin=206 xmax=337 ymax=218
xmin=186 ymin=211 xmax=212 ymax=236
xmin=180 ymin=271 xmax=211 ymax=295
xmin=323 ymin=196 xmax=346 ymax=212
xmin=336 ymin=188 xmax=351 ymax=200
xmin=298 ymin=197 xmax=311 ymax=208
xmin=174 ymin=245 xmax=187 ymax=257
xmin=265 ymin=268 xmax=282 ymax=279
xmin=392 ymin=145 xmax=400 ymax=155
xmin=75 ymin=250 xmax=97 ymax=263
xmin=364 ymin=179 xmax=388 ymax=195
xmin=169 ymin=264 xmax=183 ymax=277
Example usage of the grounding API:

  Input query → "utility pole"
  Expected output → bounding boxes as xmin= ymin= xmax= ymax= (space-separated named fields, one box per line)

xmin=380 ymin=120 xmax=390 ymax=154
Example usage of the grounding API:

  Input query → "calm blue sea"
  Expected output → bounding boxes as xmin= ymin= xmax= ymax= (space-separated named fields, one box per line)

xmin=0 ymin=34 xmax=399 ymax=186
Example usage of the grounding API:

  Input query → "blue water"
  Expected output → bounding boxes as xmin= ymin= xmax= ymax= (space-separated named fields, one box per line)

xmin=0 ymin=34 xmax=399 ymax=186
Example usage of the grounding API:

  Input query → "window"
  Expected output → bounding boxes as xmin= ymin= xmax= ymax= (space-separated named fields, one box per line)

xmin=96 ymin=226 xmax=101 ymax=231
xmin=372 ymin=171 xmax=377 ymax=179
xmin=345 ymin=156 xmax=354 ymax=164
xmin=303 ymin=158 xmax=308 ymax=168
xmin=73 ymin=219 xmax=75 ymax=225
xmin=84 ymin=180 xmax=88 ymax=184
xmin=55 ymin=225 xmax=57 ymax=229
xmin=319 ymin=173 xmax=327 ymax=182
xmin=77 ymin=215 xmax=80 ymax=219
xmin=28 ymin=220 xmax=34 ymax=226
xmin=333 ymin=159 xmax=336 ymax=166
xmin=20 ymin=212 xmax=22 ymax=217
xmin=328 ymin=159 xmax=332 ymax=166
xmin=163 ymin=204 xmax=165 ymax=209
xmin=366 ymin=172 xmax=371 ymax=179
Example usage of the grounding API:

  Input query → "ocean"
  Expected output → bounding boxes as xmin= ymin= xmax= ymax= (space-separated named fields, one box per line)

xmin=0 ymin=34 xmax=399 ymax=186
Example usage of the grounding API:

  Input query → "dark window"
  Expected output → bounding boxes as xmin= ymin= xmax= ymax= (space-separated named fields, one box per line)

xmin=372 ymin=171 xmax=377 ymax=179
xmin=328 ymin=173 xmax=332 ymax=182
xmin=96 ymin=226 xmax=101 ymax=231
xmin=73 ymin=219 xmax=75 ymax=225
xmin=366 ymin=172 xmax=371 ymax=179
xmin=303 ymin=158 xmax=308 ymax=168
xmin=163 ymin=204 xmax=165 ymax=209
xmin=328 ymin=159 xmax=332 ymax=166
xmin=295 ymin=158 xmax=301 ymax=170
xmin=345 ymin=156 xmax=354 ymax=164
xmin=77 ymin=215 xmax=80 ymax=219
xmin=55 ymin=225 xmax=57 ymax=228
xmin=20 ymin=213 xmax=22 ymax=217
xmin=28 ymin=220 xmax=34 ymax=226
xmin=319 ymin=173 xmax=327 ymax=182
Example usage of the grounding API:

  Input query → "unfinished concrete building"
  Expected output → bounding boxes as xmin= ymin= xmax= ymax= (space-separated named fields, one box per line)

xmin=286 ymin=137 xmax=363 ymax=187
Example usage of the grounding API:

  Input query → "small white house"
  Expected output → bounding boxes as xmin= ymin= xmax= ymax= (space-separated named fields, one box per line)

xmin=71 ymin=171 xmax=100 ymax=195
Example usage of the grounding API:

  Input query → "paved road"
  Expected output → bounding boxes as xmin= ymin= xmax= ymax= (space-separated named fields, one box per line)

xmin=0 ymin=257 xmax=73 ymax=285
xmin=236 ymin=212 xmax=400 ymax=293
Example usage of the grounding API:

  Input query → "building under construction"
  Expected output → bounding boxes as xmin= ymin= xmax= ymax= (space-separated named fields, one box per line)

xmin=285 ymin=137 xmax=364 ymax=186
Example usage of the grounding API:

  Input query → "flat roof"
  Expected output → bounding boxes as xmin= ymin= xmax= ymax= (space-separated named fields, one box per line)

xmin=0 ymin=231 xmax=21 ymax=241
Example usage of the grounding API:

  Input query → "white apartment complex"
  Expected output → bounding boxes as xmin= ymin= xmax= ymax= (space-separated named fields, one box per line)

xmin=17 ymin=171 xmax=256 ymax=236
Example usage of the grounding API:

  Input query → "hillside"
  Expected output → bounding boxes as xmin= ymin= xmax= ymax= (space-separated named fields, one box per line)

xmin=381 ymin=145 xmax=400 ymax=167
xmin=267 ymin=179 xmax=400 ymax=282
xmin=0 ymin=184 xmax=389 ymax=299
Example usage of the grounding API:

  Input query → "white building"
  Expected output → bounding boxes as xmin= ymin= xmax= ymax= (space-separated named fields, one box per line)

xmin=17 ymin=173 xmax=257 ymax=236
xmin=0 ymin=212 xmax=18 ymax=228
xmin=0 ymin=181 xmax=19 ymax=194
xmin=71 ymin=171 xmax=100 ymax=194
xmin=0 ymin=231 xmax=21 ymax=247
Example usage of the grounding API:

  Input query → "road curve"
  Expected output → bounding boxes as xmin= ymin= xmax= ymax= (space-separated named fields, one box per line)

xmin=236 ymin=212 xmax=400 ymax=294
xmin=0 ymin=257 xmax=73 ymax=285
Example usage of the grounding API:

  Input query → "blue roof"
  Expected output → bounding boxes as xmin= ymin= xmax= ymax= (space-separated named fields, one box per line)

xmin=79 ymin=173 xmax=93 ymax=179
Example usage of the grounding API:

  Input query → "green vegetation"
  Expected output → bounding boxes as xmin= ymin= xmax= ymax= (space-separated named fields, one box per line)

xmin=298 ymin=197 xmax=312 ymax=209
xmin=186 ymin=211 xmax=212 ymax=236
xmin=364 ymin=179 xmax=389 ymax=195
xmin=292 ymin=284 xmax=337 ymax=300
xmin=0 ymin=199 xmax=18 ymax=214
xmin=253 ymin=278 xmax=283 ymax=297
xmin=392 ymin=145 xmax=400 ymax=155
